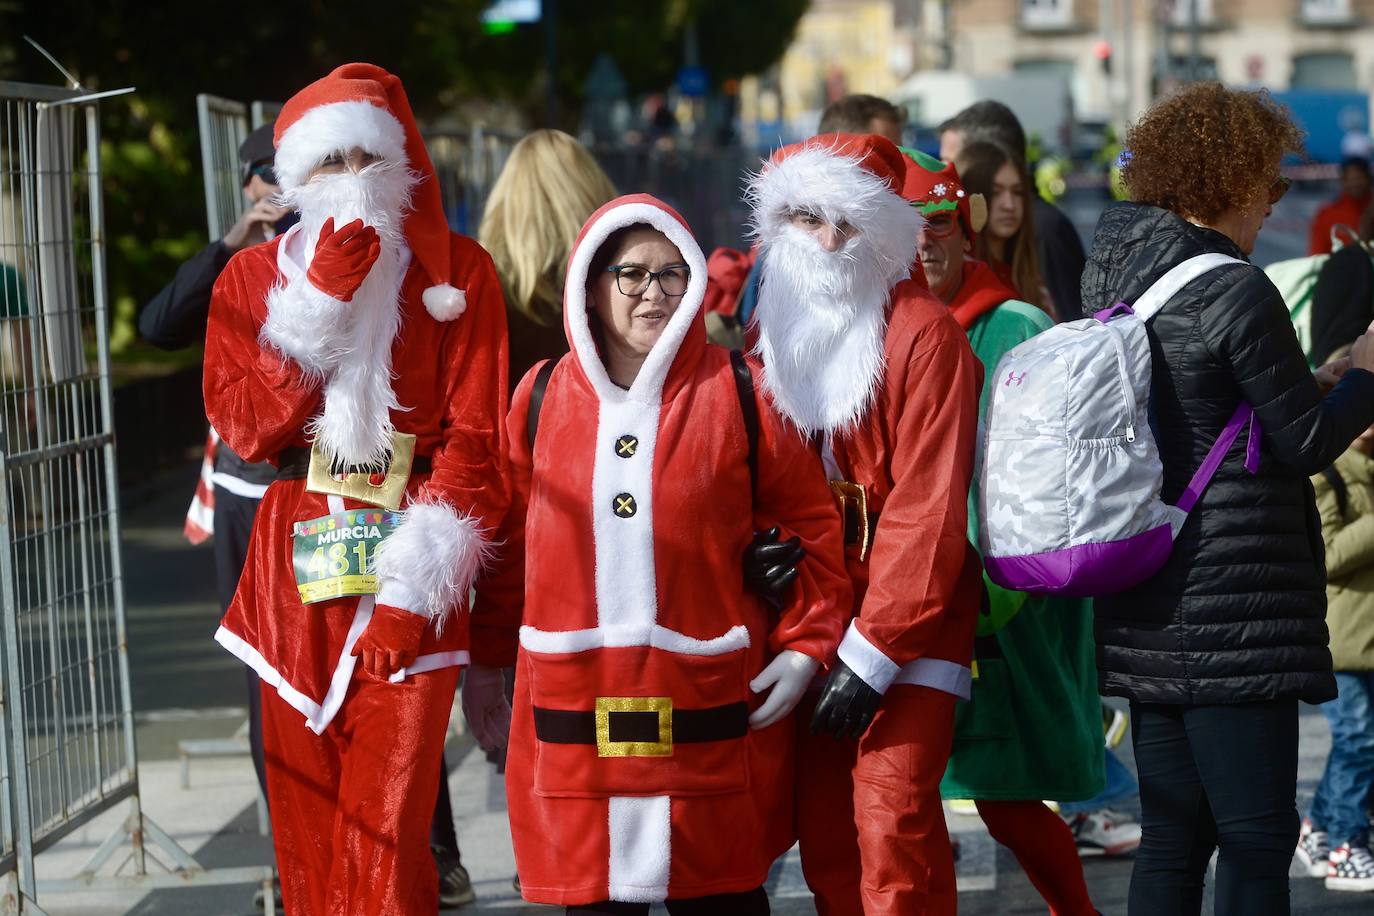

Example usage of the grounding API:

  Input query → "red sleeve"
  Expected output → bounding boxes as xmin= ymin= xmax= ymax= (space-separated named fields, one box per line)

xmin=469 ymin=361 xmax=541 ymax=667
xmin=846 ymin=322 xmax=981 ymax=682
xmin=414 ymin=241 xmax=511 ymax=538
xmin=751 ymin=387 xmax=851 ymax=664
xmin=203 ymin=250 xmax=321 ymax=463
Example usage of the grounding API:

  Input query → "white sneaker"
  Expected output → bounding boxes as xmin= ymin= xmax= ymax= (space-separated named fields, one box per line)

xmin=1295 ymin=818 xmax=1331 ymax=878
xmin=1065 ymin=808 xmax=1142 ymax=857
xmin=1327 ymin=844 xmax=1374 ymax=892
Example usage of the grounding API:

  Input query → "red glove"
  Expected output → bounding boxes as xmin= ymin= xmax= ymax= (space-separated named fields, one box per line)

xmin=351 ymin=603 xmax=428 ymax=679
xmin=306 ymin=217 xmax=380 ymax=302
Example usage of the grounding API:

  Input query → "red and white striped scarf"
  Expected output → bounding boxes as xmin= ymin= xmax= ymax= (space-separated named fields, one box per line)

xmin=183 ymin=428 xmax=217 ymax=544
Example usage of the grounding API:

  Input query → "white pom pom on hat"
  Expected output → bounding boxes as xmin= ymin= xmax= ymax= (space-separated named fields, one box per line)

xmin=423 ymin=284 xmax=467 ymax=321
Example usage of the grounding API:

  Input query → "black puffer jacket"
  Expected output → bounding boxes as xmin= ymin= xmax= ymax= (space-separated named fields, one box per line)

xmin=1080 ymin=202 xmax=1374 ymax=705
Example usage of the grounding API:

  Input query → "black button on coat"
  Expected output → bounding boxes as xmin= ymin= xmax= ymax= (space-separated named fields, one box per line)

xmin=1079 ymin=202 xmax=1374 ymax=705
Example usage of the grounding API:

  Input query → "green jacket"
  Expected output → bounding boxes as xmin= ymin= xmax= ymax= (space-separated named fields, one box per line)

xmin=1314 ymin=447 xmax=1374 ymax=672
xmin=941 ymin=300 xmax=1105 ymax=802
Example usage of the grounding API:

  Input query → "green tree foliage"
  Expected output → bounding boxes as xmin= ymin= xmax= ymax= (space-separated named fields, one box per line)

xmin=0 ymin=0 xmax=804 ymax=365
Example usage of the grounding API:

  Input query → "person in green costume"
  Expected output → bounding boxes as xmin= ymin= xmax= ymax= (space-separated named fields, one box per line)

xmin=899 ymin=148 xmax=1104 ymax=916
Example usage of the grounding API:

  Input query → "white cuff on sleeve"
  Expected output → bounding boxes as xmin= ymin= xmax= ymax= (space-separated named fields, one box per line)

xmin=375 ymin=579 xmax=427 ymax=615
xmin=260 ymin=278 xmax=351 ymax=377
xmin=836 ymin=621 xmax=901 ymax=696
xmin=374 ymin=499 xmax=494 ymax=629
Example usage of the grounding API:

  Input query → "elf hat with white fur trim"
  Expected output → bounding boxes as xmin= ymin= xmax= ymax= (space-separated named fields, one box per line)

xmin=274 ymin=63 xmax=465 ymax=321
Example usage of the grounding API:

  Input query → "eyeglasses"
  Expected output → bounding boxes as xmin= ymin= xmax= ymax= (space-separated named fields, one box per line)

xmin=605 ymin=264 xmax=690 ymax=298
xmin=1268 ymin=176 xmax=1291 ymax=205
xmin=918 ymin=212 xmax=960 ymax=240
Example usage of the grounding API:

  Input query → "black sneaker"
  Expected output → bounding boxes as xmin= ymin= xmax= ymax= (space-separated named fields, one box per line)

xmin=1295 ymin=817 xmax=1331 ymax=878
xmin=434 ymin=845 xmax=476 ymax=908
xmin=1327 ymin=843 xmax=1374 ymax=893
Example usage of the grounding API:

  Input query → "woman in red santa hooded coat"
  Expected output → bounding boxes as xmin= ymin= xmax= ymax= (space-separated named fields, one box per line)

xmin=204 ymin=63 xmax=510 ymax=915
xmin=474 ymin=193 xmax=850 ymax=912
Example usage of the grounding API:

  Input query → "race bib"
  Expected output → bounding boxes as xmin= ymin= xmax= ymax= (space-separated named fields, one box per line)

xmin=292 ymin=509 xmax=400 ymax=604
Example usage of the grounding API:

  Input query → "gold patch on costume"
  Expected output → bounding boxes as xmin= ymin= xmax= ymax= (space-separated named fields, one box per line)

xmin=306 ymin=431 xmax=416 ymax=510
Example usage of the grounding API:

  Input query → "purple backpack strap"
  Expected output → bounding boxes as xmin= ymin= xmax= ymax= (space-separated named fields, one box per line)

xmin=1175 ymin=402 xmax=1261 ymax=513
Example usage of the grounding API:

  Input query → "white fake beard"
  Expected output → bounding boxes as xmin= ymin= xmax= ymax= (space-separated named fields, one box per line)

xmin=751 ymin=225 xmax=899 ymax=438
xmin=281 ymin=163 xmax=417 ymax=467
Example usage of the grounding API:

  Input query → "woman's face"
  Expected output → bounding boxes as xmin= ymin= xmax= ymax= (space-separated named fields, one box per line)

xmin=987 ymin=160 xmax=1024 ymax=241
xmin=589 ymin=228 xmax=688 ymax=361
xmin=1216 ymin=168 xmax=1284 ymax=255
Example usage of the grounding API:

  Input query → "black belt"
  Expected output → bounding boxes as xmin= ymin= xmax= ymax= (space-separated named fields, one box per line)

xmin=274 ymin=446 xmax=432 ymax=481
xmin=533 ymin=701 xmax=749 ymax=749
xmin=842 ymin=503 xmax=879 ymax=548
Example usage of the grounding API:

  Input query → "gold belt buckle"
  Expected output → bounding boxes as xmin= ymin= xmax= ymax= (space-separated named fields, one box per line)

xmin=595 ymin=696 xmax=673 ymax=757
xmin=829 ymin=479 xmax=872 ymax=562
xmin=305 ymin=431 xmax=417 ymax=510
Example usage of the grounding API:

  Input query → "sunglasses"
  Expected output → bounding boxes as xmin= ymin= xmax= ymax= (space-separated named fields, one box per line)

xmin=243 ymin=162 xmax=276 ymax=186
xmin=1268 ymin=176 xmax=1291 ymax=205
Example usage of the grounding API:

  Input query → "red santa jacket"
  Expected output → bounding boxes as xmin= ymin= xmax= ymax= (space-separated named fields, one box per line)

xmin=828 ymin=278 xmax=984 ymax=700
xmin=204 ymin=224 xmax=509 ymax=733
xmin=474 ymin=195 xmax=849 ymax=905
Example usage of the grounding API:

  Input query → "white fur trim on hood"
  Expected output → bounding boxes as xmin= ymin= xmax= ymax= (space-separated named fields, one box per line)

xmin=274 ymin=101 xmax=408 ymax=192
xmin=563 ymin=201 xmax=708 ymax=405
xmin=375 ymin=498 xmax=495 ymax=626
xmin=423 ymin=283 xmax=467 ymax=321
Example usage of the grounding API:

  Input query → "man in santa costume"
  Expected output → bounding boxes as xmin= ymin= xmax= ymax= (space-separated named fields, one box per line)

xmin=746 ymin=134 xmax=984 ymax=915
xmin=203 ymin=63 xmax=510 ymax=915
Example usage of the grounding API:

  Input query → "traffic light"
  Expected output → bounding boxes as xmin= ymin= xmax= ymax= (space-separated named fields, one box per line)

xmin=1094 ymin=39 xmax=1113 ymax=76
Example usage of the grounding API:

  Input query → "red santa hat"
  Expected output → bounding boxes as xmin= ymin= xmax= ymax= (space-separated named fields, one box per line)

xmin=747 ymin=132 xmax=920 ymax=289
xmin=749 ymin=133 xmax=908 ymax=226
xmin=273 ymin=62 xmax=465 ymax=321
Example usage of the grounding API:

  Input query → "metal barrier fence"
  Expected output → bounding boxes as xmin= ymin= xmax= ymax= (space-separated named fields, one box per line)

xmin=422 ymin=127 xmax=758 ymax=253
xmin=195 ymin=94 xmax=249 ymax=243
xmin=424 ymin=125 xmax=519 ymax=237
xmin=1 ymin=79 xmax=272 ymax=915
xmin=593 ymin=144 xmax=760 ymax=253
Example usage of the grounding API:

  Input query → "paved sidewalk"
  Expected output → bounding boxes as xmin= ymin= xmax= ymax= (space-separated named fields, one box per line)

xmin=22 ymin=459 xmax=1370 ymax=914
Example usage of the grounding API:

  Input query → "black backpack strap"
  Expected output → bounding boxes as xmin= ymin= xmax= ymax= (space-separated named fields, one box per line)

xmin=526 ymin=357 xmax=559 ymax=452
xmin=730 ymin=349 xmax=760 ymax=497
xmin=1322 ymin=465 xmax=1350 ymax=519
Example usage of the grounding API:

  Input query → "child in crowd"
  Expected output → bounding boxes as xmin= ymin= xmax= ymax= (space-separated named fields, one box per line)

xmin=1297 ymin=409 xmax=1374 ymax=893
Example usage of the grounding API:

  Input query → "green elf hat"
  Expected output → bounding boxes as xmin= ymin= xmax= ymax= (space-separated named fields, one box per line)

xmin=897 ymin=146 xmax=987 ymax=237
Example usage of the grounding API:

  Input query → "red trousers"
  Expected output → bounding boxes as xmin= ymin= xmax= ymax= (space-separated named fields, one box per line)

xmin=259 ymin=666 xmax=459 ymax=916
xmin=975 ymin=800 xmax=1095 ymax=916
xmin=796 ymin=685 xmax=958 ymax=916
xmin=794 ymin=692 xmax=862 ymax=916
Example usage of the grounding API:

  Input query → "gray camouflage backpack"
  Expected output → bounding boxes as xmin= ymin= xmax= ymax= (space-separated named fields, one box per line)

xmin=979 ymin=253 xmax=1258 ymax=596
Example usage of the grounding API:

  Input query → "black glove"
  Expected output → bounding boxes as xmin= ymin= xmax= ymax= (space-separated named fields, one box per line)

xmin=810 ymin=660 xmax=882 ymax=740
xmin=743 ymin=526 xmax=804 ymax=612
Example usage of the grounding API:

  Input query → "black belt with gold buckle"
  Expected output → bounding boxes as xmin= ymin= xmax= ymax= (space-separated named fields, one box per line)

xmin=275 ymin=446 xmax=432 ymax=481
xmin=532 ymin=699 xmax=749 ymax=758
xmin=842 ymin=502 xmax=879 ymax=549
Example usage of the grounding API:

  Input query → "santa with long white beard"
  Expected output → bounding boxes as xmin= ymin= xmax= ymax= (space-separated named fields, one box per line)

xmin=747 ymin=134 xmax=984 ymax=916
xmin=204 ymin=63 xmax=510 ymax=915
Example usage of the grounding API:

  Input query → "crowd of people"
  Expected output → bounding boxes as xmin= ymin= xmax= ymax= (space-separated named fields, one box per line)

xmin=139 ymin=61 xmax=1374 ymax=916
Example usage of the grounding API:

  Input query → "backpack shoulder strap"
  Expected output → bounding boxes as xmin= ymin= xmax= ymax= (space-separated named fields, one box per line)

xmin=730 ymin=349 xmax=760 ymax=497
xmin=526 ymin=356 xmax=560 ymax=452
xmin=1132 ymin=253 xmax=1247 ymax=323
xmin=1322 ymin=465 xmax=1350 ymax=519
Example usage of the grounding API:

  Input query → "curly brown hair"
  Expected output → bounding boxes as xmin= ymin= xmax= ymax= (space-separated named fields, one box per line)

xmin=1122 ymin=83 xmax=1304 ymax=222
